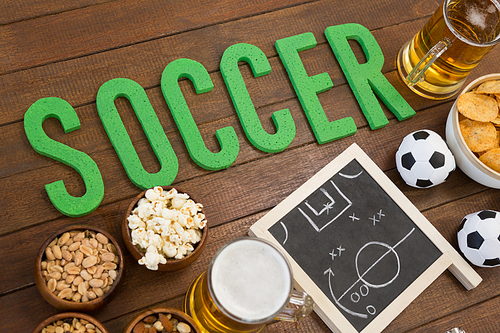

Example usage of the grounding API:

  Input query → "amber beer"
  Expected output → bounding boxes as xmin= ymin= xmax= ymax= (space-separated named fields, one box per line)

xmin=397 ymin=0 xmax=500 ymax=99
xmin=184 ymin=238 xmax=312 ymax=333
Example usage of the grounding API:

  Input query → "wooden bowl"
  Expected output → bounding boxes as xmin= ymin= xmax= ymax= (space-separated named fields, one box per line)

xmin=32 ymin=312 xmax=109 ymax=333
xmin=123 ymin=307 xmax=201 ymax=333
xmin=34 ymin=225 xmax=125 ymax=312
xmin=122 ymin=186 xmax=208 ymax=272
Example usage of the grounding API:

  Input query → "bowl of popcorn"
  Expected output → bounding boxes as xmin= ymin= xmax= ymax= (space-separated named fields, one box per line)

xmin=34 ymin=225 xmax=124 ymax=312
xmin=32 ymin=312 xmax=109 ymax=333
xmin=122 ymin=186 xmax=208 ymax=272
xmin=123 ymin=307 xmax=201 ymax=333
xmin=446 ymin=74 xmax=500 ymax=189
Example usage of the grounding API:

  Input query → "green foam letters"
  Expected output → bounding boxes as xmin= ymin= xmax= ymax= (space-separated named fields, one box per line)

xmin=325 ymin=23 xmax=415 ymax=129
xmin=161 ymin=58 xmax=239 ymax=170
xmin=24 ymin=97 xmax=104 ymax=217
xmin=221 ymin=43 xmax=295 ymax=153
xmin=276 ymin=32 xmax=357 ymax=144
xmin=96 ymin=78 xmax=178 ymax=189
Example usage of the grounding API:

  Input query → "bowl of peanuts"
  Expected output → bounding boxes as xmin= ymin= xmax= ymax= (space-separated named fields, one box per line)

xmin=122 ymin=186 xmax=208 ymax=272
xmin=32 ymin=312 xmax=109 ymax=333
xmin=34 ymin=225 xmax=124 ymax=312
xmin=446 ymin=73 xmax=500 ymax=189
xmin=123 ymin=307 xmax=201 ymax=333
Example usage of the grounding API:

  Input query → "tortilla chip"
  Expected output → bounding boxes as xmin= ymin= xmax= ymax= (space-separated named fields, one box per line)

xmin=457 ymin=92 xmax=499 ymax=122
xmin=492 ymin=116 xmax=500 ymax=126
xmin=479 ymin=148 xmax=500 ymax=173
xmin=459 ymin=118 xmax=497 ymax=152
xmin=476 ymin=80 xmax=500 ymax=94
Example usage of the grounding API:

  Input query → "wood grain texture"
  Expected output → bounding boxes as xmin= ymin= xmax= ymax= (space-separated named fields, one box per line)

xmin=1 ymin=0 xmax=499 ymax=332
xmin=0 ymin=0 xmax=316 ymax=74
xmin=0 ymin=0 xmax=117 ymax=25
xmin=0 ymin=0 xmax=433 ymax=125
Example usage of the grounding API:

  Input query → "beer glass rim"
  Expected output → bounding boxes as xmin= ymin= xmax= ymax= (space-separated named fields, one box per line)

xmin=444 ymin=0 xmax=500 ymax=47
xmin=207 ymin=237 xmax=294 ymax=325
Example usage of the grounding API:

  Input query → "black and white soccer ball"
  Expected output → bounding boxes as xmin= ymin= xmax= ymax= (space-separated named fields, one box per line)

xmin=457 ymin=210 xmax=500 ymax=267
xmin=395 ymin=130 xmax=456 ymax=188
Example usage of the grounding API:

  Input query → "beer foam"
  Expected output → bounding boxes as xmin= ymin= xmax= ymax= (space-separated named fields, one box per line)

xmin=467 ymin=5 xmax=488 ymax=29
xmin=210 ymin=239 xmax=292 ymax=322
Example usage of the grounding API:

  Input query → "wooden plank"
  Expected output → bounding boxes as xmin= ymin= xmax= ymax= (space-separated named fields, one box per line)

xmin=3 ymin=19 xmax=500 ymax=180
xmin=0 ymin=105 xmax=494 ymax=294
xmin=0 ymin=0 xmax=116 ymax=25
xmin=0 ymin=2 xmax=434 ymax=125
xmin=1 ymin=189 xmax=498 ymax=332
xmin=399 ymin=295 xmax=500 ymax=333
xmin=0 ymin=0 xmax=317 ymax=74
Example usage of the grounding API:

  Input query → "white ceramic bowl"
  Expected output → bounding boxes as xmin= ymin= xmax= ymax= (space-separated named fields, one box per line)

xmin=445 ymin=73 xmax=500 ymax=189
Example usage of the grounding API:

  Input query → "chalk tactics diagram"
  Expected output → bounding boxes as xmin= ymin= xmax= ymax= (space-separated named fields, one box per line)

xmin=274 ymin=165 xmax=423 ymax=322
xmin=256 ymin=147 xmax=478 ymax=333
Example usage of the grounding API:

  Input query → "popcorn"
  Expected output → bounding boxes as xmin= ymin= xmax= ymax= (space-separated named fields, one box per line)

xmin=139 ymin=246 xmax=167 ymax=270
xmin=128 ymin=214 xmax=145 ymax=230
xmin=163 ymin=243 xmax=178 ymax=258
xmin=128 ymin=187 xmax=207 ymax=270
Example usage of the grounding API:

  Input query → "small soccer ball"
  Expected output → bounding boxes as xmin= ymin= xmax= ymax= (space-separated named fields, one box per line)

xmin=457 ymin=210 xmax=500 ymax=267
xmin=395 ymin=130 xmax=456 ymax=188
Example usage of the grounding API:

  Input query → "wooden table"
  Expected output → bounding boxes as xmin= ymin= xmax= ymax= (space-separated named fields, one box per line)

xmin=1 ymin=0 xmax=499 ymax=332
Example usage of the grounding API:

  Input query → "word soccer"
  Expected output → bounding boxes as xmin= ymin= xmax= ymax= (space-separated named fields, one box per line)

xmin=24 ymin=23 xmax=415 ymax=217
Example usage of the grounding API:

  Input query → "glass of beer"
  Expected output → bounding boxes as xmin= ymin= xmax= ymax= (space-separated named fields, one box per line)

xmin=397 ymin=0 xmax=500 ymax=100
xmin=184 ymin=238 xmax=314 ymax=333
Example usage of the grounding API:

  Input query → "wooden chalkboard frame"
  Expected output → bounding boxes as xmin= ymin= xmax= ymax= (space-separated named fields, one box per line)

xmin=249 ymin=143 xmax=481 ymax=333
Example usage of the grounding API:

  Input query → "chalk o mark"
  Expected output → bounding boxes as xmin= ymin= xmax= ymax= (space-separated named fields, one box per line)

xmin=351 ymin=292 xmax=360 ymax=303
xmin=279 ymin=221 xmax=289 ymax=245
xmin=360 ymin=284 xmax=369 ymax=297
xmin=366 ymin=305 xmax=376 ymax=315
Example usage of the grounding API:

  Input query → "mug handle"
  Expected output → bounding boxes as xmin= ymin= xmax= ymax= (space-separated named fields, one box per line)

xmin=274 ymin=290 xmax=314 ymax=322
xmin=405 ymin=37 xmax=452 ymax=86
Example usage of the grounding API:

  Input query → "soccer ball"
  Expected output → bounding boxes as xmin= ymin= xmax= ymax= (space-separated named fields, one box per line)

xmin=395 ymin=130 xmax=456 ymax=188
xmin=457 ymin=210 xmax=500 ymax=267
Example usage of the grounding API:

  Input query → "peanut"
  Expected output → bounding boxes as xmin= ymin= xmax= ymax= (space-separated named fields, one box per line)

xmin=40 ymin=317 xmax=103 ymax=333
xmin=40 ymin=230 xmax=119 ymax=303
xmin=96 ymin=233 xmax=108 ymax=244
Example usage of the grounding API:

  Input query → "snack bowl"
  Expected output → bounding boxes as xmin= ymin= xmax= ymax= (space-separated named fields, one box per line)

xmin=32 ymin=312 xmax=109 ymax=333
xmin=123 ymin=307 xmax=201 ymax=333
xmin=446 ymin=73 xmax=500 ymax=189
xmin=122 ymin=186 xmax=208 ymax=272
xmin=35 ymin=225 xmax=125 ymax=312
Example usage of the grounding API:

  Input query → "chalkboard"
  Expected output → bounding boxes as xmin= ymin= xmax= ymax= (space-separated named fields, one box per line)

xmin=249 ymin=144 xmax=481 ymax=333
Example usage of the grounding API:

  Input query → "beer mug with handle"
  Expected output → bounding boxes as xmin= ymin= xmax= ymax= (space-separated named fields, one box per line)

xmin=397 ymin=0 xmax=500 ymax=99
xmin=184 ymin=237 xmax=314 ymax=333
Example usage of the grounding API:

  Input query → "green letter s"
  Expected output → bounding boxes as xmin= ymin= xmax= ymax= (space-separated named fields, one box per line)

xmin=24 ymin=97 xmax=104 ymax=217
